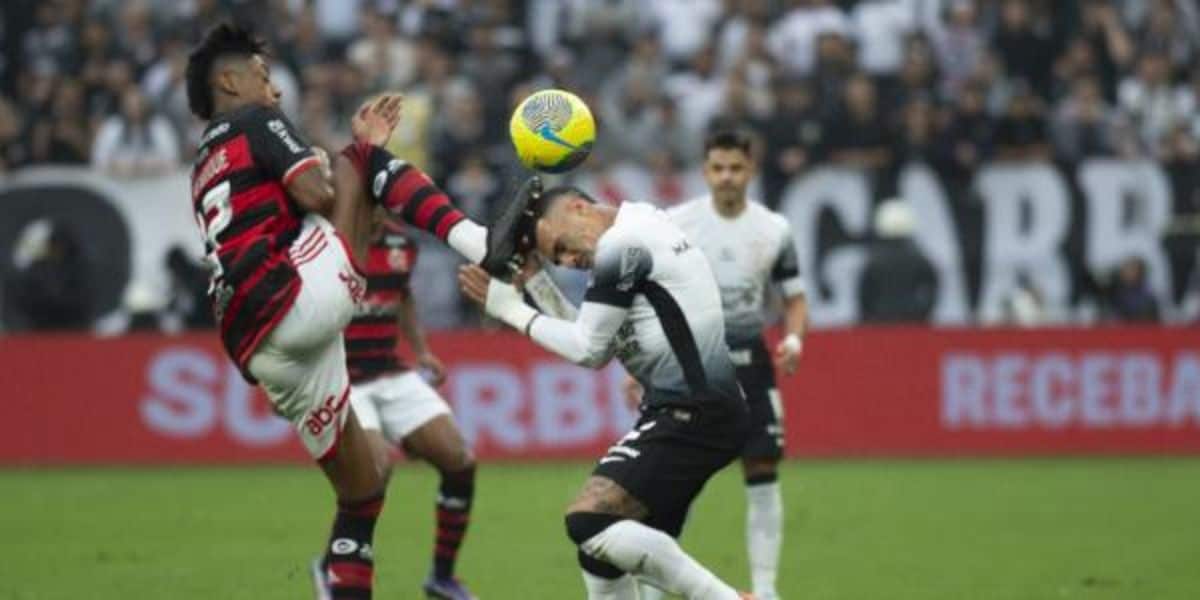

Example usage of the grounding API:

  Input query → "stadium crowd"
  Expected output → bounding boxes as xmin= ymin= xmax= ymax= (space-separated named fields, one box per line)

xmin=1 ymin=0 xmax=1198 ymax=331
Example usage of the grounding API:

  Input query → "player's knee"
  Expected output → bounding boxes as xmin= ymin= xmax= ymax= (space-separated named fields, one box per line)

xmin=564 ymin=511 xmax=621 ymax=546
xmin=742 ymin=457 xmax=779 ymax=483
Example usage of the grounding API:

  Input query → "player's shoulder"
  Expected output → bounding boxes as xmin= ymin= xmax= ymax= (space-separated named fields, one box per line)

xmin=747 ymin=201 xmax=792 ymax=234
xmin=665 ymin=195 xmax=707 ymax=218
xmin=599 ymin=202 xmax=664 ymax=253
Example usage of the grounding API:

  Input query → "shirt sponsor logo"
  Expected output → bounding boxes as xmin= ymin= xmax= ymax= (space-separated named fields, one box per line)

xmin=200 ymin=122 xmax=230 ymax=145
xmin=304 ymin=391 xmax=350 ymax=437
xmin=267 ymin=119 xmax=305 ymax=154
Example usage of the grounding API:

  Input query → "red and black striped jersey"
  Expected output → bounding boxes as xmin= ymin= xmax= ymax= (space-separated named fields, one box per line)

xmin=190 ymin=104 xmax=322 ymax=377
xmin=345 ymin=230 xmax=418 ymax=384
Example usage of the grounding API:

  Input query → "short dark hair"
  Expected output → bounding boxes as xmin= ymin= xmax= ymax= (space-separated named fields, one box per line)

xmin=186 ymin=23 xmax=265 ymax=120
xmin=521 ymin=185 xmax=595 ymax=249
xmin=703 ymin=129 xmax=753 ymax=157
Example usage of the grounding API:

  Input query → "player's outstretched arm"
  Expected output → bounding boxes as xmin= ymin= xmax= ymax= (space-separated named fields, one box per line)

xmin=458 ymin=265 xmax=623 ymax=368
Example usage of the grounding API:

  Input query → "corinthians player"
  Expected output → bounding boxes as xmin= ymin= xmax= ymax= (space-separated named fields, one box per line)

xmin=459 ymin=178 xmax=755 ymax=600
xmin=634 ymin=129 xmax=808 ymax=600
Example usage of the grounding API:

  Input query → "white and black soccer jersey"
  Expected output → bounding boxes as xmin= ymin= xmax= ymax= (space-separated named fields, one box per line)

xmin=527 ymin=202 xmax=742 ymax=408
xmin=667 ymin=196 xmax=805 ymax=348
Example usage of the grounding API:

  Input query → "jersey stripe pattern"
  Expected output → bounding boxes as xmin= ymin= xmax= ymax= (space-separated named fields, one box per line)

xmin=344 ymin=231 xmax=416 ymax=384
xmin=190 ymin=105 xmax=319 ymax=378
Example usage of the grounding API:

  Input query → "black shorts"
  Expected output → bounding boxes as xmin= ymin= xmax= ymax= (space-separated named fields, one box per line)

xmin=593 ymin=401 xmax=748 ymax=537
xmin=730 ymin=340 xmax=785 ymax=460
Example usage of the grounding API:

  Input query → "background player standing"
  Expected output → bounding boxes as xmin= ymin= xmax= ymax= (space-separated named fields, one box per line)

xmin=631 ymin=130 xmax=808 ymax=600
xmin=459 ymin=180 xmax=755 ymax=600
xmin=343 ymin=211 xmax=478 ymax=600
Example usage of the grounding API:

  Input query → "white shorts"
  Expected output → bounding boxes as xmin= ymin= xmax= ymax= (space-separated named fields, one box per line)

xmin=351 ymin=371 xmax=452 ymax=445
xmin=247 ymin=215 xmax=366 ymax=461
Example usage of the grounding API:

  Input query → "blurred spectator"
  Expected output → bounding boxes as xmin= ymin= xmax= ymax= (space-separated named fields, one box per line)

xmin=444 ymin=153 xmax=502 ymax=223
xmin=646 ymin=0 xmax=723 ymax=64
xmin=114 ymin=0 xmax=161 ymax=77
xmin=7 ymin=220 xmax=93 ymax=331
xmin=940 ymin=81 xmax=994 ymax=179
xmin=1075 ymin=0 xmax=1135 ymax=98
xmin=1051 ymin=76 xmax=1124 ymax=162
xmin=347 ymin=9 xmax=418 ymax=91
xmin=30 ymin=77 xmax=91 ymax=165
xmin=851 ymin=0 xmax=918 ymax=76
xmin=0 ymin=95 xmax=29 ymax=171
xmin=141 ymin=35 xmax=196 ymax=154
xmin=993 ymin=85 xmax=1050 ymax=161
xmin=429 ymin=82 xmax=494 ymax=182
xmin=879 ymin=33 xmax=939 ymax=114
xmin=1134 ymin=0 xmax=1198 ymax=72
xmin=761 ymin=76 xmax=823 ymax=207
xmin=90 ymin=87 xmax=179 ymax=177
xmin=665 ymin=45 xmax=725 ymax=150
xmin=926 ymin=0 xmax=986 ymax=97
xmin=859 ymin=199 xmax=937 ymax=323
xmin=21 ymin=1 xmax=73 ymax=77
xmin=893 ymin=97 xmax=942 ymax=168
xmin=1102 ymin=256 xmax=1161 ymax=322
xmin=767 ymin=0 xmax=849 ymax=76
xmin=992 ymin=0 xmax=1058 ymax=99
xmin=822 ymin=73 xmax=892 ymax=170
xmin=1119 ymin=51 xmax=1187 ymax=152
xmin=312 ymin=0 xmax=363 ymax=55
xmin=714 ymin=0 xmax=772 ymax=74
xmin=1159 ymin=124 xmax=1200 ymax=217
xmin=810 ymin=30 xmax=855 ymax=113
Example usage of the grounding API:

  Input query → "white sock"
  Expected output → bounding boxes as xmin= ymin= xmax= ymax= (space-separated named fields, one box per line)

xmin=636 ymin=578 xmax=667 ymax=600
xmin=581 ymin=520 xmax=740 ymax=600
xmin=446 ymin=219 xmax=486 ymax=263
xmin=746 ymin=481 xmax=783 ymax=598
xmin=582 ymin=570 xmax=638 ymax=600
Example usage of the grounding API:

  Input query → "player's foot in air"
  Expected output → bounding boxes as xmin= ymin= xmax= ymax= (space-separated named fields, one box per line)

xmin=423 ymin=573 xmax=479 ymax=600
xmin=309 ymin=556 xmax=332 ymax=600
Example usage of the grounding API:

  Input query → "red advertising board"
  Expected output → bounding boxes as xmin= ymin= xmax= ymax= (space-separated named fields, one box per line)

xmin=3 ymin=326 xmax=1198 ymax=464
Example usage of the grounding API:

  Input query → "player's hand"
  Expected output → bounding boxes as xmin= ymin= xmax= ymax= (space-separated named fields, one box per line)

xmin=458 ymin=264 xmax=491 ymax=308
xmin=313 ymin=146 xmax=333 ymax=180
xmin=621 ymin=375 xmax=643 ymax=411
xmin=352 ymin=93 xmax=403 ymax=146
xmin=416 ymin=352 xmax=447 ymax=387
xmin=513 ymin=251 xmax=544 ymax=290
xmin=773 ymin=337 xmax=803 ymax=375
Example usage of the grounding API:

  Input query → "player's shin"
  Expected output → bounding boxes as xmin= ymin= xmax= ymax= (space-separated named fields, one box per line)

xmin=579 ymin=551 xmax=638 ymax=600
xmin=567 ymin=513 xmax=742 ymax=600
xmin=324 ymin=492 xmax=385 ymax=599
xmin=433 ymin=465 xmax=475 ymax=579
xmin=746 ymin=474 xmax=783 ymax=599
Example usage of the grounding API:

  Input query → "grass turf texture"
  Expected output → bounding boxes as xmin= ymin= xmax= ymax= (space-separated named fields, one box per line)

xmin=2 ymin=459 xmax=1198 ymax=599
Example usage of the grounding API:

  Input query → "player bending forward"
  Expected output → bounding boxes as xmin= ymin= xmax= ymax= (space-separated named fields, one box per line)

xmin=187 ymin=24 xmax=499 ymax=599
xmin=633 ymin=130 xmax=808 ymax=600
xmin=342 ymin=211 xmax=478 ymax=599
xmin=459 ymin=179 xmax=755 ymax=600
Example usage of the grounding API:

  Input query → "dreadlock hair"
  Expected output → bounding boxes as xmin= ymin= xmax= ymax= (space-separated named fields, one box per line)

xmin=185 ymin=23 xmax=266 ymax=120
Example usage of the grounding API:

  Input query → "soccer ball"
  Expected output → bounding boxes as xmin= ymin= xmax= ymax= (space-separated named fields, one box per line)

xmin=509 ymin=89 xmax=595 ymax=173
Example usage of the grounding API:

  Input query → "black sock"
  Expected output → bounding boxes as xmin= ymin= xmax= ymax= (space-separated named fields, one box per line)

xmin=433 ymin=466 xmax=475 ymax=579
xmin=324 ymin=493 xmax=384 ymax=599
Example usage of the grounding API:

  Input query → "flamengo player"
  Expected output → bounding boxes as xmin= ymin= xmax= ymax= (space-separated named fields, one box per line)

xmin=343 ymin=212 xmax=478 ymax=599
xmin=657 ymin=130 xmax=808 ymax=600
xmin=186 ymin=24 xmax=494 ymax=599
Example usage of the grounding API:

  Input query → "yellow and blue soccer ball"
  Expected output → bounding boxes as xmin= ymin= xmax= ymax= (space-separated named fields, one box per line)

xmin=509 ymin=89 xmax=595 ymax=173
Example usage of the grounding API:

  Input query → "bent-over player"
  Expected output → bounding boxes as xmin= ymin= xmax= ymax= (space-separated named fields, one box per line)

xmin=459 ymin=179 xmax=755 ymax=600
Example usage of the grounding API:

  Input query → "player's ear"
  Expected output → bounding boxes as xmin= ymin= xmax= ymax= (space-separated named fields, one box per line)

xmin=213 ymin=59 xmax=243 ymax=97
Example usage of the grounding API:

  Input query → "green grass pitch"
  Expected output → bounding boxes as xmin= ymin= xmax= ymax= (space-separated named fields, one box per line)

xmin=2 ymin=458 xmax=1199 ymax=599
